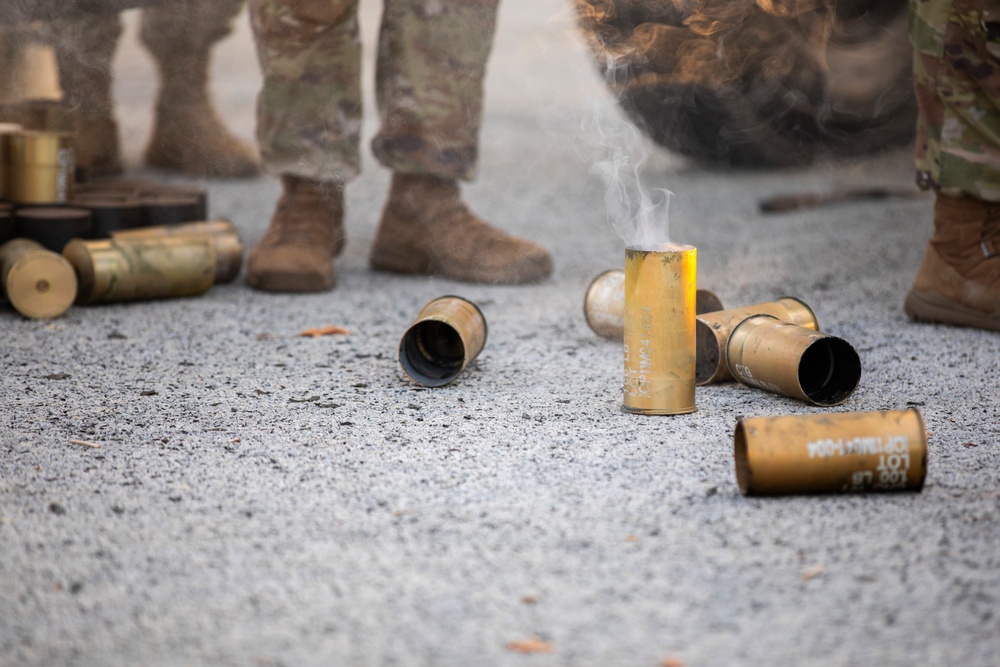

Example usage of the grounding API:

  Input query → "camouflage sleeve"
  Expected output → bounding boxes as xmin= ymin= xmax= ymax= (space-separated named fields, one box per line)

xmin=910 ymin=0 xmax=1000 ymax=201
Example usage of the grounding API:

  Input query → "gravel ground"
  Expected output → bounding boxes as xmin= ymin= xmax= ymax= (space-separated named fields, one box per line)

xmin=1 ymin=2 xmax=998 ymax=666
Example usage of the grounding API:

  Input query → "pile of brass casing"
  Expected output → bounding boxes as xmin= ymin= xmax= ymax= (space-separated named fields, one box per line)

xmin=112 ymin=220 xmax=243 ymax=283
xmin=734 ymin=409 xmax=927 ymax=495
xmin=63 ymin=235 xmax=215 ymax=305
xmin=399 ymin=296 xmax=487 ymax=387
xmin=622 ymin=245 xmax=697 ymax=415
xmin=727 ymin=315 xmax=861 ymax=406
xmin=0 ymin=238 xmax=77 ymax=319
xmin=585 ymin=267 xmax=724 ymax=339
xmin=696 ymin=297 xmax=818 ymax=385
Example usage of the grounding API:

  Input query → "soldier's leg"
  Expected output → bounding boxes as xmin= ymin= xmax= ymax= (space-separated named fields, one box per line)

xmin=904 ymin=0 xmax=1000 ymax=330
xmin=245 ymin=0 xmax=361 ymax=293
xmin=140 ymin=0 xmax=261 ymax=178
xmin=47 ymin=13 xmax=124 ymax=177
xmin=368 ymin=0 xmax=551 ymax=285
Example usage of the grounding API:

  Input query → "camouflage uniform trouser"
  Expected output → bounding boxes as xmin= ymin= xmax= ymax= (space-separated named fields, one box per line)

xmin=911 ymin=0 xmax=1000 ymax=200
xmin=42 ymin=0 xmax=245 ymax=116
xmin=250 ymin=0 xmax=499 ymax=183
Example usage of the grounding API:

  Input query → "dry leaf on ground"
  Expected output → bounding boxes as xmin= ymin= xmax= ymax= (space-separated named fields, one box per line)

xmin=299 ymin=324 xmax=351 ymax=337
xmin=506 ymin=637 xmax=555 ymax=654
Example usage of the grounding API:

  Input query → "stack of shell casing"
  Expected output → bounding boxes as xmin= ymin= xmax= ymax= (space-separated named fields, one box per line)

xmin=0 ymin=100 xmax=242 ymax=316
xmin=694 ymin=299 xmax=861 ymax=406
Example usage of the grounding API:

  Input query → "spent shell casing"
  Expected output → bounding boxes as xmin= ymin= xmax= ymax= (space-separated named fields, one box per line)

xmin=399 ymin=296 xmax=487 ymax=387
xmin=139 ymin=194 xmax=203 ymax=227
xmin=7 ymin=131 xmax=75 ymax=205
xmin=0 ymin=238 xmax=77 ymax=319
xmin=585 ymin=267 xmax=723 ymax=340
xmin=622 ymin=245 xmax=697 ymax=415
xmin=62 ymin=235 xmax=215 ymax=305
xmin=15 ymin=206 xmax=92 ymax=252
xmin=696 ymin=297 xmax=818 ymax=385
xmin=734 ymin=409 xmax=927 ymax=495
xmin=726 ymin=315 xmax=861 ymax=406
xmin=111 ymin=220 xmax=243 ymax=283
xmin=70 ymin=197 xmax=143 ymax=237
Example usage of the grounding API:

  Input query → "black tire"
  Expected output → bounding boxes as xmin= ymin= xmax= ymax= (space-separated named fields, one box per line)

xmin=577 ymin=0 xmax=916 ymax=167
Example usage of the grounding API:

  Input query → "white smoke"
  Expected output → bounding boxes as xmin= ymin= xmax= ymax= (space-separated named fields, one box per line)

xmin=582 ymin=105 xmax=673 ymax=250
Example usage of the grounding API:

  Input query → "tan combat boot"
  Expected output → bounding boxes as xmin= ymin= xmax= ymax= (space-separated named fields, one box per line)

xmin=904 ymin=193 xmax=1000 ymax=331
xmin=245 ymin=175 xmax=346 ymax=292
xmin=140 ymin=4 xmax=261 ymax=178
xmin=49 ymin=14 xmax=124 ymax=178
xmin=369 ymin=174 xmax=553 ymax=285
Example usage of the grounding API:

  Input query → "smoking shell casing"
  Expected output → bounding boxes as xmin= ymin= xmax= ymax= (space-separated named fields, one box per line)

xmin=622 ymin=245 xmax=697 ymax=415
xmin=584 ymin=267 xmax=723 ymax=340
xmin=0 ymin=238 xmax=78 ymax=319
xmin=15 ymin=206 xmax=93 ymax=252
xmin=734 ymin=408 xmax=927 ymax=495
xmin=7 ymin=131 xmax=75 ymax=204
xmin=70 ymin=197 xmax=142 ymax=237
xmin=62 ymin=235 xmax=216 ymax=305
xmin=726 ymin=315 xmax=861 ymax=406
xmin=399 ymin=295 xmax=488 ymax=387
xmin=111 ymin=220 xmax=243 ymax=283
xmin=139 ymin=194 xmax=203 ymax=227
xmin=696 ymin=297 xmax=818 ymax=385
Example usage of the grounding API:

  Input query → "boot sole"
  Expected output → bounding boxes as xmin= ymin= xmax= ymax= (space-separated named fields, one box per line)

xmin=245 ymin=269 xmax=335 ymax=293
xmin=904 ymin=289 xmax=1000 ymax=332
xmin=370 ymin=247 xmax=551 ymax=285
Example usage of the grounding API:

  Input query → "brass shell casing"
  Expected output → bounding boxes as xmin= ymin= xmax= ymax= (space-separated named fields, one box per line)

xmin=399 ymin=296 xmax=488 ymax=387
xmin=585 ymin=267 xmax=723 ymax=340
xmin=734 ymin=409 xmax=927 ymax=495
xmin=622 ymin=245 xmax=697 ymax=415
xmin=62 ymin=235 xmax=215 ymax=305
xmin=7 ymin=131 xmax=74 ymax=204
xmin=696 ymin=297 xmax=818 ymax=385
xmin=0 ymin=238 xmax=77 ymax=319
xmin=727 ymin=315 xmax=861 ymax=406
xmin=14 ymin=206 xmax=92 ymax=252
xmin=111 ymin=220 xmax=243 ymax=283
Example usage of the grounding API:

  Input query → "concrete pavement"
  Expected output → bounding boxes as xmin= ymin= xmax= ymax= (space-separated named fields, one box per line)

xmin=1 ymin=2 xmax=998 ymax=666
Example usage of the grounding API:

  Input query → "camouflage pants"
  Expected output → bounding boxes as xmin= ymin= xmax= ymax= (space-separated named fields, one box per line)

xmin=250 ymin=0 xmax=499 ymax=182
xmin=910 ymin=0 xmax=1000 ymax=200
xmin=42 ymin=0 xmax=245 ymax=116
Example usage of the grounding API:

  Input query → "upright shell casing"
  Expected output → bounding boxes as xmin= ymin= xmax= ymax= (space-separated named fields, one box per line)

xmin=622 ymin=245 xmax=697 ymax=415
xmin=7 ymin=131 xmax=74 ymax=204
xmin=734 ymin=409 xmax=927 ymax=495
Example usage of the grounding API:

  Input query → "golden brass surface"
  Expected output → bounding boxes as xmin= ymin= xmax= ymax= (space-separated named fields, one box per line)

xmin=734 ymin=409 xmax=927 ymax=495
xmin=726 ymin=315 xmax=860 ymax=406
xmin=62 ymin=235 xmax=215 ymax=305
xmin=0 ymin=238 xmax=77 ymax=319
xmin=7 ymin=131 xmax=74 ymax=204
xmin=622 ymin=245 xmax=697 ymax=415
xmin=585 ymin=267 xmax=723 ymax=340
xmin=112 ymin=220 xmax=243 ymax=283
xmin=399 ymin=296 xmax=488 ymax=387
xmin=696 ymin=297 xmax=818 ymax=385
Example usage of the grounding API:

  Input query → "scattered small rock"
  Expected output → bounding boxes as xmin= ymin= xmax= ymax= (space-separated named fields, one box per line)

xmin=801 ymin=564 xmax=826 ymax=581
xmin=107 ymin=331 xmax=127 ymax=340
xmin=44 ymin=373 xmax=70 ymax=380
xmin=140 ymin=390 xmax=158 ymax=396
xmin=49 ymin=502 xmax=66 ymax=515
